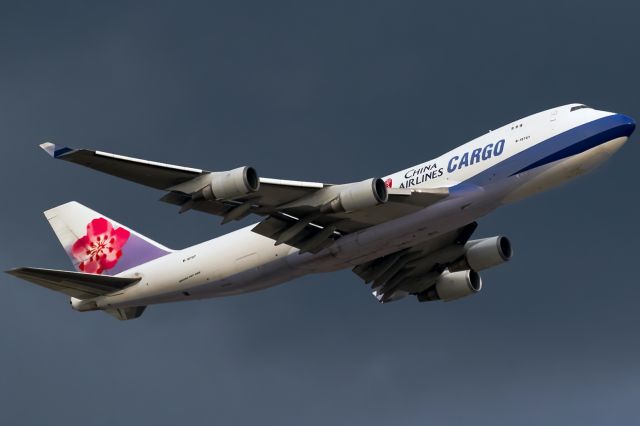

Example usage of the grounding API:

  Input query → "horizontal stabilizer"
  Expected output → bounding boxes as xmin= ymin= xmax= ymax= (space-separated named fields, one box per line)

xmin=6 ymin=267 xmax=140 ymax=299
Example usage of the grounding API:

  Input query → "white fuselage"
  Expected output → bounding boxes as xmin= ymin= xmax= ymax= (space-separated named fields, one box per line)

xmin=87 ymin=105 xmax=633 ymax=310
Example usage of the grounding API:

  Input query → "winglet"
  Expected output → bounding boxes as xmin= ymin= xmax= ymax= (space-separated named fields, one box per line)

xmin=39 ymin=142 xmax=74 ymax=158
xmin=39 ymin=142 xmax=56 ymax=156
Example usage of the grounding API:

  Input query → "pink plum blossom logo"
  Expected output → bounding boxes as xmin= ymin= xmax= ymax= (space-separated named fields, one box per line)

xmin=71 ymin=218 xmax=131 ymax=274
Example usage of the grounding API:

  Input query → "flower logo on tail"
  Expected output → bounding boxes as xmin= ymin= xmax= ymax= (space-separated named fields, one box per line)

xmin=71 ymin=218 xmax=131 ymax=274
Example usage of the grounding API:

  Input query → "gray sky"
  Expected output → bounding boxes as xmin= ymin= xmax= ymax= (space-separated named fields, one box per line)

xmin=1 ymin=1 xmax=639 ymax=425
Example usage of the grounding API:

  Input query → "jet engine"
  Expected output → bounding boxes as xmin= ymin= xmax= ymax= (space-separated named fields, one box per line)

xmin=322 ymin=178 xmax=388 ymax=213
xmin=417 ymin=270 xmax=482 ymax=302
xmin=449 ymin=236 xmax=513 ymax=272
xmin=70 ymin=297 xmax=98 ymax=312
xmin=200 ymin=166 xmax=260 ymax=201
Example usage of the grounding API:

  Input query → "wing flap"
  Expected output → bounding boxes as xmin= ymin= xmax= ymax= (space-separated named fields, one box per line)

xmin=6 ymin=267 xmax=140 ymax=299
xmin=387 ymin=187 xmax=449 ymax=206
xmin=251 ymin=188 xmax=450 ymax=251
xmin=251 ymin=215 xmax=337 ymax=253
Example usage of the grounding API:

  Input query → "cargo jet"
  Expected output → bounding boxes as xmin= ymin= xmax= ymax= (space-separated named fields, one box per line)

xmin=7 ymin=104 xmax=635 ymax=320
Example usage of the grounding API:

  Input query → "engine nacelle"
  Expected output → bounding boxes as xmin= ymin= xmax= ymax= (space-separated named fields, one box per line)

xmin=70 ymin=297 xmax=98 ymax=312
xmin=417 ymin=270 xmax=482 ymax=302
xmin=323 ymin=178 xmax=388 ymax=213
xmin=449 ymin=236 xmax=513 ymax=272
xmin=201 ymin=166 xmax=260 ymax=201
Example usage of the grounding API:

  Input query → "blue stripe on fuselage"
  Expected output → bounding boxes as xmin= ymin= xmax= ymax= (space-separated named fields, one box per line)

xmin=457 ymin=114 xmax=635 ymax=188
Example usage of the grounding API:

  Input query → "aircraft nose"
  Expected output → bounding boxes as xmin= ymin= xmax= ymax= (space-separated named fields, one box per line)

xmin=618 ymin=114 xmax=636 ymax=137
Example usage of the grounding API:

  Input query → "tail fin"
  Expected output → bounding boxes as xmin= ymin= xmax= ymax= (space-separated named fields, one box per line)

xmin=45 ymin=201 xmax=172 ymax=275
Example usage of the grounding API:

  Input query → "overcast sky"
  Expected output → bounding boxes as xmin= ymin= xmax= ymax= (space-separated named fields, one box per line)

xmin=1 ymin=1 xmax=639 ymax=425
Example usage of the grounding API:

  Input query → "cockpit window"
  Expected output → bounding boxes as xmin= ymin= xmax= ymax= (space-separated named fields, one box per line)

xmin=570 ymin=105 xmax=591 ymax=112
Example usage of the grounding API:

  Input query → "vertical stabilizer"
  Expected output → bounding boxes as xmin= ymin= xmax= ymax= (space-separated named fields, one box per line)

xmin=44 ymin=201 xmax=172 ymax=275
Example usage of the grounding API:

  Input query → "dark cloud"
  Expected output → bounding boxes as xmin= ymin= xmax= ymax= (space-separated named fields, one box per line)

xmin=1 ymin=1 xmax=639 ymax=425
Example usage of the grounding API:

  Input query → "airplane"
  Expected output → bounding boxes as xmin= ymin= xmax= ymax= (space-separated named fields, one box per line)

xmin=6 ymin=103 xmax=635 ymax=320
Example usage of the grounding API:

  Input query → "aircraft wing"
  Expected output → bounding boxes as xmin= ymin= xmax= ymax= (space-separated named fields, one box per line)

xmin=6 ymin=267 xmax=141 ymax=299
xmin=352 ymin=223 xmax=478 ymax=303
xmin=41 ymin=143 xmax=449 ymax=253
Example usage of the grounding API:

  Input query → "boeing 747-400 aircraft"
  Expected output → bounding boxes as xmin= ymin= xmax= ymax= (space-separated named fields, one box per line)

xmin=7 ymin=104 xmax=635 ymax=320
